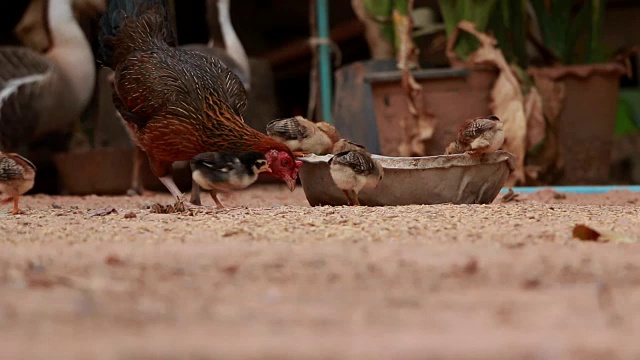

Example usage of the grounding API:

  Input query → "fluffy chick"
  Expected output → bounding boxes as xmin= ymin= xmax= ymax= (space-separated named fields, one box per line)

xmin=331 ymin=139 xmax=367 ymax=154
xmin=266 ymin=116 xmax=341 ymax=155
xmin=445 ymin=115 xmax=505 ymax=155
xmin=0 ymin=152 xmax=36 ymax=215
xmin=328 ymin=149 xmax=383 ymax=206
xmin=190 ymin=152 xmax=271 ymax=208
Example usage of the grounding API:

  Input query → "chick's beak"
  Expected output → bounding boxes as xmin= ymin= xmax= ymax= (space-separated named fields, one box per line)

xmin=263 ymin=166 xmax=272 ymax=173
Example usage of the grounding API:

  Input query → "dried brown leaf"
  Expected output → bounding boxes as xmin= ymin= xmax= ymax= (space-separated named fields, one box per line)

xmin=572 ymin=224 xmax=601 ymax=241
xmin=501 ymin=188 xmax=519 ymax=202
xmin=524 ymin=87 xmax=545 ymax=151
xmin=450 ymin=21 xmax=527 ymax=186
xmin=105 ymin=254 xmax=125 ymax=266
xmin=350 ymin=0 xmax=394 ymax=59
xmin=124 ymin=212 xmax=137 ymax=219
xmin=525 ymin=74 xmax=566 ymax=181
xmin=395 ymin=3 xmax=436 ymax=157
xmin=572 ymin=224 xmax=639 ymax=243
xmin=87 ymin=207 xmax=118 ymax=217
xmin=149 ymin=200 xmax=192 ymax=215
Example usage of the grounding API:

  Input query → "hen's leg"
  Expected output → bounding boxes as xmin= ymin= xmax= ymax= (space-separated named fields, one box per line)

xmin=210 ymin=190 xmax=224 ymax=209
xmin=159 ymin=176 xmax=183 ymax=200
xmin=148 ymin=156 xmax=183 ymax=200
xmin=128 ymin=146 xmax=146 ymax=196
xmin=11 ymin=196 xmax=24 ymax=215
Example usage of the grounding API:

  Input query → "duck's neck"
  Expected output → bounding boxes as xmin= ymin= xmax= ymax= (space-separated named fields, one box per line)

xmin=45 ymin=0 xmax=96 ymax=111
xmin=217 ymin=0 xmax=251 ymax=79
xmin=46 ymin=0 xmax=86 ymax=51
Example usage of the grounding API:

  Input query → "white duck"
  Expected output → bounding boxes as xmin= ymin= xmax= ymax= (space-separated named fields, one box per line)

xmin=181 ymin=0 xmax=251 ymax=91
xmin=0 ymin=0 xmax=96 ymax=152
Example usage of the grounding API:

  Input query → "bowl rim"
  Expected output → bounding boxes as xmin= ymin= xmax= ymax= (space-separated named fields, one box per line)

xmin=298 ymin=150 xmax=515 ymax=171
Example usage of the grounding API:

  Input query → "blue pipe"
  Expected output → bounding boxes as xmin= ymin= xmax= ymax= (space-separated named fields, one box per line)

xmin=500 ymin=186 xmax=640 ymax=194
xmin=316 ymin=0 xmax=333 ymax=123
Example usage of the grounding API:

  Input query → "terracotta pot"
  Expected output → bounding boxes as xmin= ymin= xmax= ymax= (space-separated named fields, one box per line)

xmin=529 ymin=63 xmax=627 ymax=185
xmin=53 ymin=148 xmax=192 ymax=195
xmin=364 ymin=67 xmax=498 ymax=156
xmin=333 ymin=60 xmax=399 ymax=154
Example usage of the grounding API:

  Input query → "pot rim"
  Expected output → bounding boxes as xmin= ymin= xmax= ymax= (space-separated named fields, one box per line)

xmin=298 ymin=150 xmax=515 ymax=171
xmin=527 ymin=62 xmax=627 ymax=80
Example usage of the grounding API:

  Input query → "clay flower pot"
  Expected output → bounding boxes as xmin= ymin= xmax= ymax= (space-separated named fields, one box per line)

xmin=332 ymin=60 xmax=497 ymax=157
xmin=528 ymin=63 xmax=627 ymax=185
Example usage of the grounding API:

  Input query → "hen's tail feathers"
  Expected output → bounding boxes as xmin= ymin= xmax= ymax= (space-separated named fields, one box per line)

xmin=99 ymin=0 xmax=177 ymax=69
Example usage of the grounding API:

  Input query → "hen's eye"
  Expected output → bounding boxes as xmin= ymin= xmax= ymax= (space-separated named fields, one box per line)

xmin=282 ymin=159 xmax=290 ymax=167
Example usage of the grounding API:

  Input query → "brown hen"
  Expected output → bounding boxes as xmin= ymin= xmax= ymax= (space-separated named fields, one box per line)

xmin=99 ymin=0 xmax=300 ymax=205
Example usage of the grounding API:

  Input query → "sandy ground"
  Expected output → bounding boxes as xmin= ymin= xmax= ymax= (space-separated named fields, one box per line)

xmin=2 ymin=185 xmax=640 ymax=359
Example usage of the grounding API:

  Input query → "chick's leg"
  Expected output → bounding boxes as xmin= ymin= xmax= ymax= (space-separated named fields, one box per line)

xmin=11 ymin=196 xmax=24 ymax=215
xmin=342 ymin=190 xmax=354 ymax=206
xmin=189 ymin=180 xmax=202 ymax=206
xmin=351 ymin=190 xmax=361 ymax=206
xmin=190 ymin=178 xmax=203 ymax=206
xmin=210 ymin=190 xmax=225 ymax=209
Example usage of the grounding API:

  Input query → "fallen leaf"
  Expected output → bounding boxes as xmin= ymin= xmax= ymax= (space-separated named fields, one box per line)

xmin=87 ymin=207 xmax=118 ymax=217
xmin=527 ymin=72 xmax=567 ymax=182
xmin=221 ymin=264 xmax=239 ymax=276
xmin=105 ymin=255 xmax=124 ymax=266
xmin=124 ymin=212 xmax=137 ymax=219
xmin=447 ymin=21 xmax=528 ymax=186
xmin=572 ymin=224 xmax=639 ymax=243
xmin=522 ymin=277 xmax=541 ymax=290
xmin=572 ymin=224 xmax=601 ymax=241
xmin=149 ymin=200 xmax=192 ymax=214
xmin=523 ymin=87 xmax=545 ymax=151
xmin=501 ymin=188 xmax=519 ymax=202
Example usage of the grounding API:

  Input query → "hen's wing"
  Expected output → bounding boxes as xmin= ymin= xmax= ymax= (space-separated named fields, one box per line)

xmin=329 ymin=150 xmax=376 ymax=175
xmin=113 ymin=46 xmax=248 ymax=129
xmin=458 ymin=117 xmax=497 ymax=144
xmin=181 ymin=44 xmax=251 ymax=94
xmin=266 ymin=117 xmax=313 ymax=141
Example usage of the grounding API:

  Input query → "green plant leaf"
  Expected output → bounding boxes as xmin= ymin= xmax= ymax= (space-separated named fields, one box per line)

xmin=437 ymin=0 xmax=497 ymax=60
xmin=586 ymin=0 xmax=607 ymax=63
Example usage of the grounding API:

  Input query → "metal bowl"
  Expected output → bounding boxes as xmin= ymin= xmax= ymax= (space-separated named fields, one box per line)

xmin=298 ymin=151 xmax=515 ymax=206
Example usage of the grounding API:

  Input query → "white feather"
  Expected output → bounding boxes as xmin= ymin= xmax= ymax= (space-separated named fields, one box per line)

xmin=0 ymin=73 xmax=48 ymax=110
